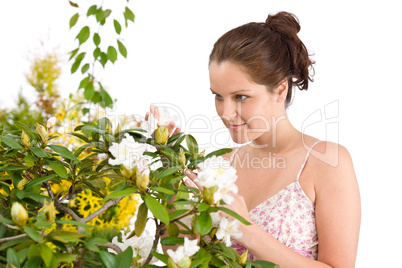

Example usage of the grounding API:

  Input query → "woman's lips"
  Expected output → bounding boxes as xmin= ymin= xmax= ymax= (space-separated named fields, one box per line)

xmin=228 ymin=123 xmax=246 ymax=130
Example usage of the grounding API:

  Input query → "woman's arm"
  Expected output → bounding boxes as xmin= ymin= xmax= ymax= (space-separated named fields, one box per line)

xmin=230 ymin=142 xmax=361 ymax=268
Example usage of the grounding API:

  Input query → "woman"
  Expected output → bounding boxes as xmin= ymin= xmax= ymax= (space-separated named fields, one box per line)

xmin=150 ymin=11 xmax=360 ymax=268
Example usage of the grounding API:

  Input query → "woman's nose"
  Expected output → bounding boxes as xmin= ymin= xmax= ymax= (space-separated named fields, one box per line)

xmin=221 ymin=101 xmax=238 ymax=120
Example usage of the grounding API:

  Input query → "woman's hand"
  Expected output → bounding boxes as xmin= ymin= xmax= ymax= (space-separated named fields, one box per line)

xmin=145 ymin=104 xmax=181 ymax=137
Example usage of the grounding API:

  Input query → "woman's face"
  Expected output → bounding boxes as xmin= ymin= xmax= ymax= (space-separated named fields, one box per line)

xmin=209 ymin=61 xmax=285 ymax=145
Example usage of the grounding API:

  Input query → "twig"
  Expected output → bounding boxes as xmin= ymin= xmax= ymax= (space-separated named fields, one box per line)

xmin=82 ymin=197 xmax=123 ymax=223
xmin=3 ymin=223 xmax=20 ymax=231
xmin=54 ymin=200 xmax=82 ymax=222
xmin=97 ymin=242 xmax=123 ymax=254
xmin=143 ymin=218 xmax=162 ymax=266
xmin=0 ymin=234 xmax=28 ymax=243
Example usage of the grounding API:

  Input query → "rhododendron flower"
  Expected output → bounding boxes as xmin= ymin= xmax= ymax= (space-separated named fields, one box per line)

xmin=216 ymin=217 xmax=242 ymax=247
xmin=167 ymin=237 xmax=200 ymax=267
xmin=195 ymin=155 xmax=238 ymax=204
xmin=141 ymin=112 xmax=158 ymax=138
xmin=46 ymin=116 xmax=57 ymax=128
xmin=108 ymin=134 xmax=147 ymax=169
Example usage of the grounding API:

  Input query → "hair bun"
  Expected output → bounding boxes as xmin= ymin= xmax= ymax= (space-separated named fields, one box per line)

xmin=265 ymin=11 xmax=301 ymax=36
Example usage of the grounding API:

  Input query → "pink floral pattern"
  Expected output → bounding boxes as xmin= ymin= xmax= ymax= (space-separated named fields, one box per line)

xmin=231 ymin=141 xmax=321 ymax=260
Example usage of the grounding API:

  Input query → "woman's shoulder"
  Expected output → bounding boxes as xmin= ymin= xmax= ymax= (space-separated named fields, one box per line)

xmin=221 ymin=147 xmax=241 ymax=163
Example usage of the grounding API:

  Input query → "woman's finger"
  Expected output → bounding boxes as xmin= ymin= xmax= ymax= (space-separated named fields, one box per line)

xmin=184 ymin=169 xmax=202 ymax=190
xmin=150 ymin=104 xmax=160 ymax=121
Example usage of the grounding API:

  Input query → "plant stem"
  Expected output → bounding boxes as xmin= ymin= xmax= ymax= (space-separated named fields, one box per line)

xmin=82 ymin=197 xmax=123 ymax=223
xmin=142 ymin=218 xmax=162 ymax=266
xmin=0 ymin=234 xmax=28 ymax=243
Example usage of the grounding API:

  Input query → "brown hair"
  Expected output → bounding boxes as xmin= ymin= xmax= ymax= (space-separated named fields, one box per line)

xmin=209 ymin=11 xmax=315 ymax=108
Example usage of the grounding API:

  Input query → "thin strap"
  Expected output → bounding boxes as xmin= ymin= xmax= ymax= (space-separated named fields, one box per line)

xmin=230 ymin=147 xmax=242 ymax=165
xmin=296 ymin=141 xmax=321 ymax=181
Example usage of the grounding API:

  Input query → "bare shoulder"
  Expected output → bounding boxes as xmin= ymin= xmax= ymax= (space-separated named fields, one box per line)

xmin=310 ymin=141 xmax=357 ymax=189
xmin=221 ymin=147 xmax=240 ymax=162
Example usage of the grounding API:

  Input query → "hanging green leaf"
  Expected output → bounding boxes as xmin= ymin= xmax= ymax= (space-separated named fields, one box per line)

xmin=116 ymin=247 xmax=133 ymax=268
xmin=107 ymin=46 xmax=117 ymax=63
xmin=45 ymin=159 xmax=68 ymax=179
xmin=93 ymin=33 xmax=101 ymax=46
xmin=69 ymin=13 xmax=79 ymax=29
xmin=100 ymin=52 xmax=108 ymax=67
xmin=134 ymin=202 xmax=148 ymax=237
xmin=48 ymin=145 xmax=79 ymax=161
xmin=117 ymin=40 xmax=127 ymax=58
xmin=71 ymin=52 xmax=86 ymax=74
xmin=0 ymin=135 xmax=22 ymax=149
xmin=195 ymin=211 xmax=212 ymax=236
xmin=100 ymin=251 xmax=117 ymax=268
xmin=7 ymin=248 xmax=20 ymax=268
xmin=69 ymin=47 xmax=79 ymax=60
xmin=87 ymin=5 xmax=97 ymax=16
xmin=40 ymin=244 xmax=53 ymax=267
xmin=76 ymin=26 xmax=90 ymax=45
xmin=81 ymin=63 xmax=90 ymax=74
xmin=84 ymin=82 xmax=95 ymax=100
xmin=143 ymin=195 xmax=169 ymax=226
xmin=114 ymin=19 xmax=121 ymax=34
xmin=186 ymin=134 xmax=198 ymax=159
xmin=29 ymin=147 xmax=49 ymax=158
xmin=23 ymin=226 xmax=44 ymax=242
xmin=124 ymin=7 xmax=135 ymax=26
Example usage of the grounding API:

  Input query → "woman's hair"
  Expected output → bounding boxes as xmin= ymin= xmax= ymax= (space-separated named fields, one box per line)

xmin=209 ymin=11 xmax=315 ymax=108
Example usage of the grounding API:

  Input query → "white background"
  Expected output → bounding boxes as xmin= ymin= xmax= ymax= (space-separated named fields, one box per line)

xmin=1 ymin=0 xmax=401 ymax=267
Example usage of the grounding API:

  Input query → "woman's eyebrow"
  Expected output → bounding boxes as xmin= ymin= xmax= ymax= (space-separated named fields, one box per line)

xmin=210 ymin=89 xmax=252 ymax=94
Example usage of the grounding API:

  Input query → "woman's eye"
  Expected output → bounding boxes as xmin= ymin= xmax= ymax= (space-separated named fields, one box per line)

xmin=213 ymin=93 xmax=223 ymax=100
xmin=236 ymin=95 xmax=248 ymax=100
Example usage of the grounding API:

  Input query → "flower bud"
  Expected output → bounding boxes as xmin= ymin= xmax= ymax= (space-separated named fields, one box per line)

xmin=36 ymin=123 xmax=48 ymax=144
xmin=114 ymin=124 xmax=121 ymax=134
xmin=179 ymin=148 xmax=186 ymax=167
xmin=238 ymin=249 xmax=248 ymax=266
xmin=177 ymin=256 xmax=191 ymax=268
xmin=105 ymin=123 xmax=113 ymax=135
xmin=21 ymin=130 xmax=30 ymax=148
xmin=121 ymin=165 xmax=135 ymax=180
xmin=17 ymin=178 xmax=28 ymax=190
xmin=46 ymin=116 xmax=57 ymax=128
xmin=154 ymin=126 xmax=169 ymax=145
xmin=202 ymin=186 xmax=218 ymax=205
xmin=198 ymin=150 xmax=205 ymax=158
xmin=136 ymin=161 xmax=150 ymax=191
xmin=168 ymin=257 xmax=180 ymax=268
xmin=11 ymin=202 xmax=28 ymax=227
xmin=42 ymin=200 xmax=56 ymax=223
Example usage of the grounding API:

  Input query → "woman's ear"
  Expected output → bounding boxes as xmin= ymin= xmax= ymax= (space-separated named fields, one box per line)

xmin=275 ymin=79 xmax=288 ymax=103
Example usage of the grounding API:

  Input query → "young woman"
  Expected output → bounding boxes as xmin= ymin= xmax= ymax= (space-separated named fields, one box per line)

xmin=150 ymin=11 xmax=360 ymax=268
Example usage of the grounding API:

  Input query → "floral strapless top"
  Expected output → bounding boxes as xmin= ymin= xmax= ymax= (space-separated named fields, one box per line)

xmin=230 ymin=141 xmax=321 ymax=260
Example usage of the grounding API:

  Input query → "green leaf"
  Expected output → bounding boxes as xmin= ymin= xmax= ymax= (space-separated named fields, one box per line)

xmin=124 ymin=7 xmax=135 ymax=24
xmin=76 ymin=26 xmax=90 ymax=45
xmin=114 ymin=19 xmax=122 ymax=34
xmin=117 ymin=40 xmax=127 ymax=58
xmin=25 ymin=174 xmax=56 ymax=189
xmin=107 ymin=46 xmax=117 ymax=63
xmin=93 ymin=33 xmax=101 ymax=46
xmin=205 ymin=148 xmax=233 ymax=158
xmin=69 ymin=47 xmax=79 ymax=60
xmin=81 ymin=63 xmax=90 ymax=74
xmin=93 ymin=47 xmax=101 ymax=60
xmin=0 ymin=135 xmax=22 ymax=149
xmin=116 ymin=247 xmax=133 ymax=268
xmin=102 ymin=187 xmax=137 ymax=202
xmin=186 ymin=134 xmax=198 ymax=159
xmin=169 ymin=209 xmax=189 ymax=221
xmin=134 ymin=202 xmax=148 ymax=237
xmin=29 ymin=147 xmax=49 ymax=158
xmin=24 ymin=153 xmax=38 ymax=162
xmin=0 ymin=217 xmax=14 ymax=225
xmin=45 ymin=159 xmax=68 ymax=179
xmin=84 ymin=82 xmax=95 ymax=100
xmin=167 ymin=222 xmax=179 ymax=237
xmin=151 ymin=251 xmax=168 ymax=264
xmin=40 ymin=244 xmax=53 ymax=267
xmin=99 ymin=84 xmax=114 ymax=108
xmin=53 ymin=253 xmax=76 ymax=262
xmin=195 ymin=211 xmax=212 ymax=236
xmin=25 ymin=257 xmax=43 ymax=268
xmin=100 ymin=52 xmax=108 ymax=67
xmin=160 ymin=236 xmax=184 ymax=246
xmin=198 ymin=202 xmax=209 ymax=212
xmin=23 ymin=226 xmax=44 ymax=242
xmin=87 ymin=5 xmax=97 ymax=16
xmin=214 ymin=207 xmax=251 ymax=226
xmin=78 ymin=76 xmax=90 ymax=89
xmin=150 ymin=187 xmax=175 ymax=195
xmin=7 ymin=248 xmax=20 ymax=268
xmin=100 ymin=250 xmax=117 ymax=268
xmin=48 ymin=145 xmax=79 ymax=161
xmin=69 ymin=13 xmax=79 ymax=28
xmin=71 ymin=52 xmax=86 ymax=74
xmin=252 ymin=260 xmax=280 ymax=268
xmin=143 ymin=195 xmax=169 ymax=226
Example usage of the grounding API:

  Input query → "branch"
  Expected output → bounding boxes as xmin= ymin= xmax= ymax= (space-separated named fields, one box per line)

xmin=0 ymin=234 xmax=28 ymax=243
xmin=97 ymin=242 xmax=123 ymax=254
xmin=82 ymin=197 xmax=123 ymax=223
xmin=54 ymin=200 xmax=82 ymax=222
xmin=3 ymin=223 xmax=20 ymax=231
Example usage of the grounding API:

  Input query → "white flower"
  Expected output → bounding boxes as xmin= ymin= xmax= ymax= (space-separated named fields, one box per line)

xmin=195 ymin=156 xmax=238 ymax=204
xmin=157 ymin=106 xmax=180 ymax=127
xmin=140 ymin=112 xmax=158 ymax=137
xmin=167 ymin=237 xmax=200 ymax=264
xmin=46 ymin=116 xmax=57 ymax=128
xmin=108 ymin=134 xmax=148 ymax=169
xmin=210 ymin=212 xmax=221 ymax=227
xmin=110 ymin=229 xmax=157 ymax=266
xmin=216 ymin=217 xmax=242 ymax=247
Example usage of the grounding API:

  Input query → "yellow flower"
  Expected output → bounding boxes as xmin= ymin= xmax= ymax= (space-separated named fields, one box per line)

xmin=155 ymin=126 xmax=169 ymax=144
xmin=36 ymin=123 xmax=48 ymax=144
xmin=21 ymin=130 xmax=30 ymax=148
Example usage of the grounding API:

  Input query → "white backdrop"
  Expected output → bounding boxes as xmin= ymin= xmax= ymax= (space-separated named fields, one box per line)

xmin=1 ymin=0 xmax=401 ymax=267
